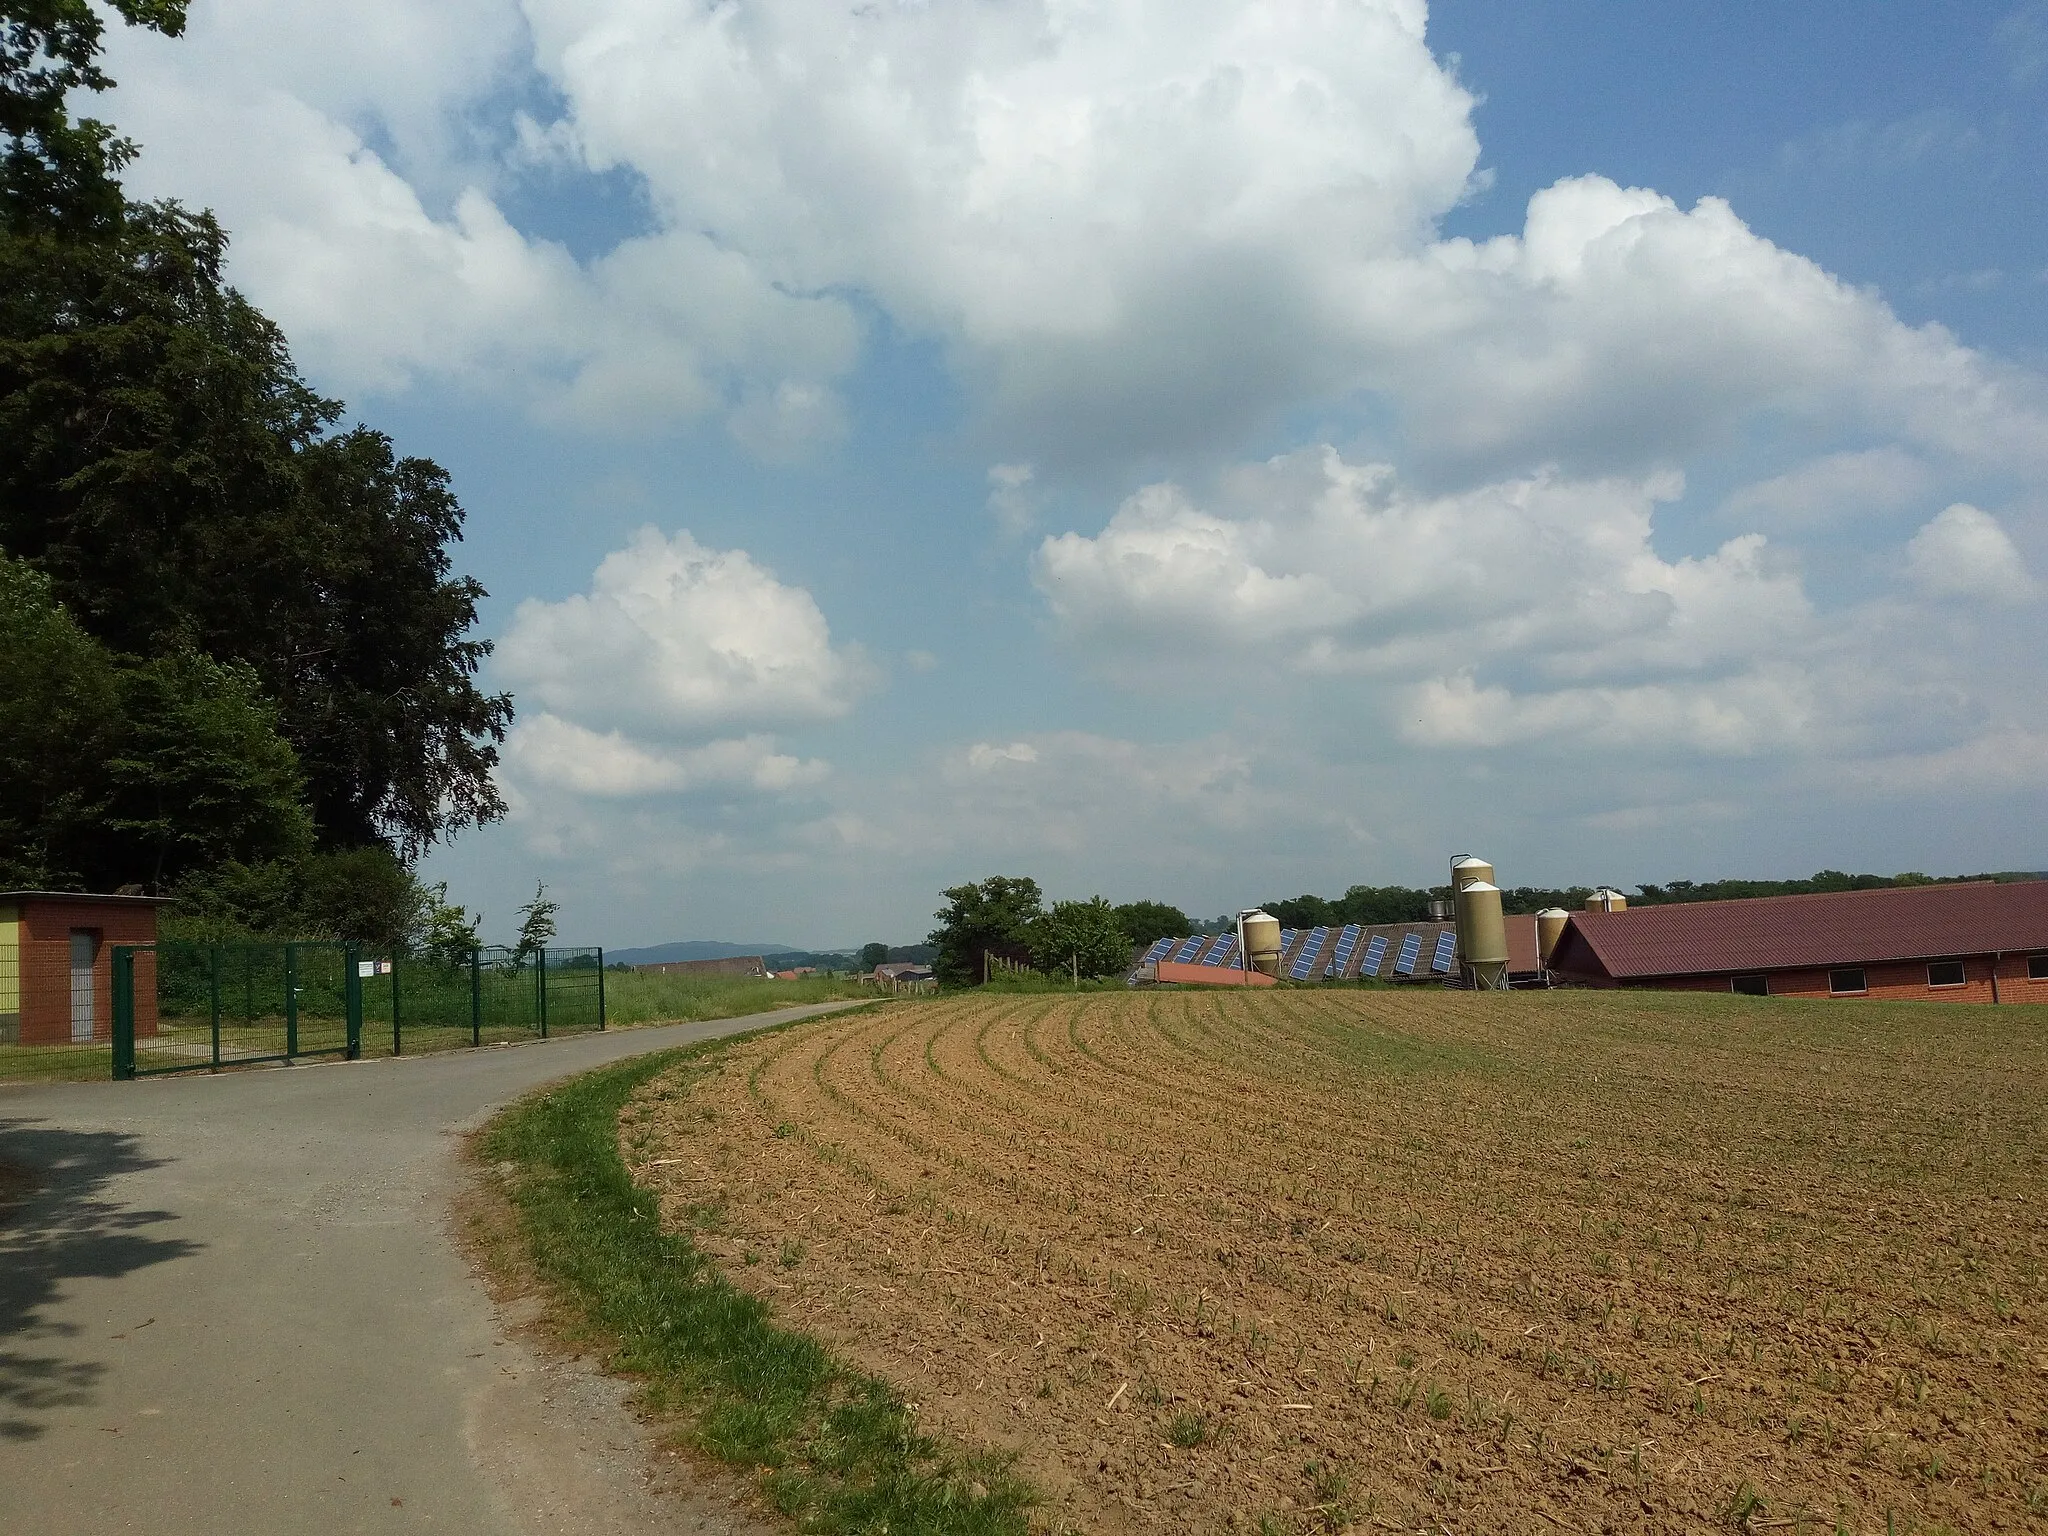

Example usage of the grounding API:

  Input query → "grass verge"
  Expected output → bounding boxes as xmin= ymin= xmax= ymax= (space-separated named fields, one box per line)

xmin=476 ymin=1040 xmax=1034 ymax=1535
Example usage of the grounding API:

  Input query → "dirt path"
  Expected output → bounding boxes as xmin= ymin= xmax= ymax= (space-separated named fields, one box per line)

xmin=0 ymin=1005 xmax=859 ymax=1536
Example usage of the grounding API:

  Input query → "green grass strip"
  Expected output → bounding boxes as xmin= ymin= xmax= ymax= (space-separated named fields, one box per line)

xmin=478 ymin=1042 xmax=1034 ymax=1534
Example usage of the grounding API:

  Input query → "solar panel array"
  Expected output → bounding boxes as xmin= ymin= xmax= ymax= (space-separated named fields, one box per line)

xmin=1143 ymin=922 xmax=1466 ymax=983
xmin=1323 ymin=924 xmax=1362 ymax=977
xmin=1288 ymin=927 xmax=1330 ymax=980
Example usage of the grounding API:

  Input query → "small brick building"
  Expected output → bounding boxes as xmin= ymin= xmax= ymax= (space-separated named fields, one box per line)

xmin=1547 ymin=881 xmax=2048 ymax=1003
xmin=0 ymin=892 xmax=168 ymax=1046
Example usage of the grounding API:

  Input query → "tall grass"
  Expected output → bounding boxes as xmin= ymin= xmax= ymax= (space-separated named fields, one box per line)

xmin=478 ymin=1046 xmax=1032 ymax=1533
xmin=600 ymin=969 xmax=871 ymax=1026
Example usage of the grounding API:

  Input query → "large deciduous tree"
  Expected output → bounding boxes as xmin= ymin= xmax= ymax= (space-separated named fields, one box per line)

xmin=1028 ymin=897 xmax=1133 ymax=981
xmin=0 ymin=554 xmax=312 ymax=890
xmin=1 ymin=0 xmax=511 ymax=867
xmin=928 ymin=875 xmax=1044 ymax=986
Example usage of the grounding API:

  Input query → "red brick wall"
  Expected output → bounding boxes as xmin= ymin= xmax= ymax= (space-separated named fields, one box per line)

xmin=17 ymin=899 xmax=161 ymax=1045
xmin=1642 ymin=952 xmax=2047 ymax=1004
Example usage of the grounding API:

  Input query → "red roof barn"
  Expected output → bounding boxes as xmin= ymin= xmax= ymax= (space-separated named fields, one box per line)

xmin=1547 ymin=881 xmax=2048 ymax=1003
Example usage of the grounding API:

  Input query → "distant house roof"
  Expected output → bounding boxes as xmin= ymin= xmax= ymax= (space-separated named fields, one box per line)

xmin=634 ymin=955 xmax=768 ymax=977
xmin=874 ymin=962 xmax=933 ymax=980
xmin=1549 ymin=881 xmax=2048 ymax=981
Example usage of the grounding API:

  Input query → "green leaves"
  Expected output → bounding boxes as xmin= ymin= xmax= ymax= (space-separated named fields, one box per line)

xmin=928 ymin=875 xmax=1044 ymax=985
xmin=2 ymin=2 xmax=189 ymax=233
xmin=1025 ymin=895 xmax=1131 ymax=979
xmin=2 ymin=0 xmax=510 ymax=863
xmin=0 ymin=553 xmax=309 ymax=889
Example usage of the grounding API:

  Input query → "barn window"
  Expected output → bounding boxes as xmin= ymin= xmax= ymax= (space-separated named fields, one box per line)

xmin=2030 ymin=954 xmax=2048 ymax=981
xmin=1828 ymin=968 xmax=1867 ymax=995
xmin=1926 ymin=960 xmax=1966 ymax=988
xmin=1731 ymin=974 xmax=1768 ymax=996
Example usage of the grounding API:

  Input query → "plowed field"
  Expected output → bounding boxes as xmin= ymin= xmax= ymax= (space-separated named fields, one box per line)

xmin=623 ymin=989 xmax=2048 ymax=1533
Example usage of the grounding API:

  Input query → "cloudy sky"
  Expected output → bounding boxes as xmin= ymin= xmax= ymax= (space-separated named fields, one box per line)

xmin=101 ymin=1 xmax=2048 ymax=948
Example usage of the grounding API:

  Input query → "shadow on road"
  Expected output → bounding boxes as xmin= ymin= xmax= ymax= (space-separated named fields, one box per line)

xmin=0 ymin=1119 xmax=198 ymax=1441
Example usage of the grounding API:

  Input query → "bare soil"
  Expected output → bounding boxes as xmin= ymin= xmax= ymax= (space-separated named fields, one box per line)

xmin=624 ymin=988 xmax=2048 ymax=1534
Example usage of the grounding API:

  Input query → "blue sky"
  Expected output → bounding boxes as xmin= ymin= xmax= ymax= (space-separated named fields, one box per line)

xmin=101 ymin=2 xmax=2048 ymax=949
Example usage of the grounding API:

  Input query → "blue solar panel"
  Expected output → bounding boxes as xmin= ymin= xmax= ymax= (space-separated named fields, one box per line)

xmin=1431 ymin=931 xmax=1456 ymax=973
xmin=1359 ymin=933 xmax=1389 ymax=976
xmin=1289 ymin=927 xmax=1330 ymax=980
xmin=1323 ymin=923 xmax=1361 ymax=976
xmin=1202 ymin=936 xmax=1238 ymax=967
xmin=1172 ymin=935 xmax=1204 ymax=963
xmin=1143 ymin=938 xmax=1173 ymax=964
xmin=1394 ymin=932 xmax=1423 ymax=975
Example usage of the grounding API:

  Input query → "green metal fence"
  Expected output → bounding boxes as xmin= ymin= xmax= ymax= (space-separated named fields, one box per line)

xmin=108 ymin=942 xmax=605 ymax=1079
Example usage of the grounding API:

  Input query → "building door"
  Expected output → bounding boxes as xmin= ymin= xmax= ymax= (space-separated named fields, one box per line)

xmin=71 ymin=930 xmax=98 ymax=1042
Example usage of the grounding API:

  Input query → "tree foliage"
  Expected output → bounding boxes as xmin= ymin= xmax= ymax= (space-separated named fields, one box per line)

xmin=1110 ymin=900 xmax=1189 ymax=947
xmin=0 ymin=554 xmax=311 ymax=889
xmin=1 ymin=0 xmax=510 ymax=869
xmin=928 ymin=875 xmax=1044 ymax=985
xmin=515 ymin=881 xmax=559 ymax=960
xmin=858 ymin=941 xmax=890 ymax=970
xmin=163 ymin=847 xmax=429 ymax=950
xmin=1028 ymin=897 xmax=1132 ymax=980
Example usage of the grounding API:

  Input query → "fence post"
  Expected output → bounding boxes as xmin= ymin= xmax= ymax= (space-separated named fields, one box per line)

xmin=209 ymin=944 xmax=223 ymax=1070
xmin=285 ymin=942 xmax=299 ymax=1059
xmin=344 ymin=944 xmax=362 ymax=1060
xmin=391 ymin=956 xmax=403 ymax=1057
xmin=596 ymin=949 xmax=606 ymax=1029
xmin=537 ymin=948 xmax=549 ymax=1039
xmin=470 ymin=948 xmax=481 ymax=1047
xmin=111 ymin=947 xmax=136 ymax=1080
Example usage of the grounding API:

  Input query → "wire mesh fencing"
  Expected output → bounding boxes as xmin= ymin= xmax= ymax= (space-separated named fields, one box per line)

xmin=87 ymin=943 xmax=607 ymax=1081
xmin=128 ymin=941 xmax=354 ymax=1076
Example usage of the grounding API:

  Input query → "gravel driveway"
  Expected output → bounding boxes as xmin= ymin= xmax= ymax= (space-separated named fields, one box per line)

xmin=0 ymin=1005 xmax=860 ymax=1535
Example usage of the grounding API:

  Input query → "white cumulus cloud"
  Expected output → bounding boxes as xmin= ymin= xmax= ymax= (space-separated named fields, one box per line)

xmin=498 ymin=526 xmax=872 ymax=734
xmin=1904 ymin=504 xmax=2039 ymax=604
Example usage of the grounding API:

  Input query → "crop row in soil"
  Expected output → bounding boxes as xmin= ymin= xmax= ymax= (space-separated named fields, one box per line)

xmin=624 ymin=989 xmax=2048 ymax=1534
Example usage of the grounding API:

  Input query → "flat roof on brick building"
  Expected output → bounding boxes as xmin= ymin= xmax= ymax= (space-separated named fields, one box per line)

xmin=1550 ymin=880 xmax=2048 ymax=982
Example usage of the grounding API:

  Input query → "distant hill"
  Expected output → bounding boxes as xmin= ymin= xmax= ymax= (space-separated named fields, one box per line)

xmin=608 ymin=939 xmax=800 ymax=966
xmin=762 ymin=949 xmax=862 ymax=971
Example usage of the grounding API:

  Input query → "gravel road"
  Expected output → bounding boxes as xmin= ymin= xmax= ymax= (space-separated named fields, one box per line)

xmin=0 ymin=1005 xmax=861 ymax=1535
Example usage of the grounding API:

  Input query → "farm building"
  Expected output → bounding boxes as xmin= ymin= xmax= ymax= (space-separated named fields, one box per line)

xmin=1138 ymin=918 xmax=1544 ymax=986
xmin=0 ymin=891 xmax=169 ymax=1045
xmin=1546 ymin=880 xmax=2048 ymax=1001
xmin=633 ymin=955 xmax=769 ymax=979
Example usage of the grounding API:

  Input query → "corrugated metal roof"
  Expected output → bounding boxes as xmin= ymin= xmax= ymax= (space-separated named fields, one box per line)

xmin=1505 ymin=913 xmax=1541 ymax=975
xmin=1553 ymin=881 xmax=2048 ymax=980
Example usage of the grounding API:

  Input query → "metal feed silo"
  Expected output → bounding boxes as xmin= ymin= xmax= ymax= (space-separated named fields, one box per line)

xmin=1535 ymin=908 xmax=1571 ymax=964
xmin=1240 ymin=910 xmax=1283 ymax=977
xmin=1449 ymin=855 xmax=1495 ymax=891
xmin=1455 ymin=881 xmax=1510 ymax=991
xmin=1585 ymin=888 xmax=1628 ymax=914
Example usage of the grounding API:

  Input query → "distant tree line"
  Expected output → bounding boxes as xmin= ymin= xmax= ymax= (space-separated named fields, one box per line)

xmin=926 ymin=877 xmax=1188 ymax=984
xmin=1 ymin=3 xmax=510 ymax=948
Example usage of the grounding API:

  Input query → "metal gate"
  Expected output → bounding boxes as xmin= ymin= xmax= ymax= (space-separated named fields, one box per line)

xmin=111 ymin=942 xmax=606 ymax=1078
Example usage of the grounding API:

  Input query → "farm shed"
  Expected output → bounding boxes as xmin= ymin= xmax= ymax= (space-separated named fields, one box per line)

xmin=0 ymin=891 xmax=169 ymax=1045
xmin=1546 ymin=880 xmax=2048 ymax=1002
